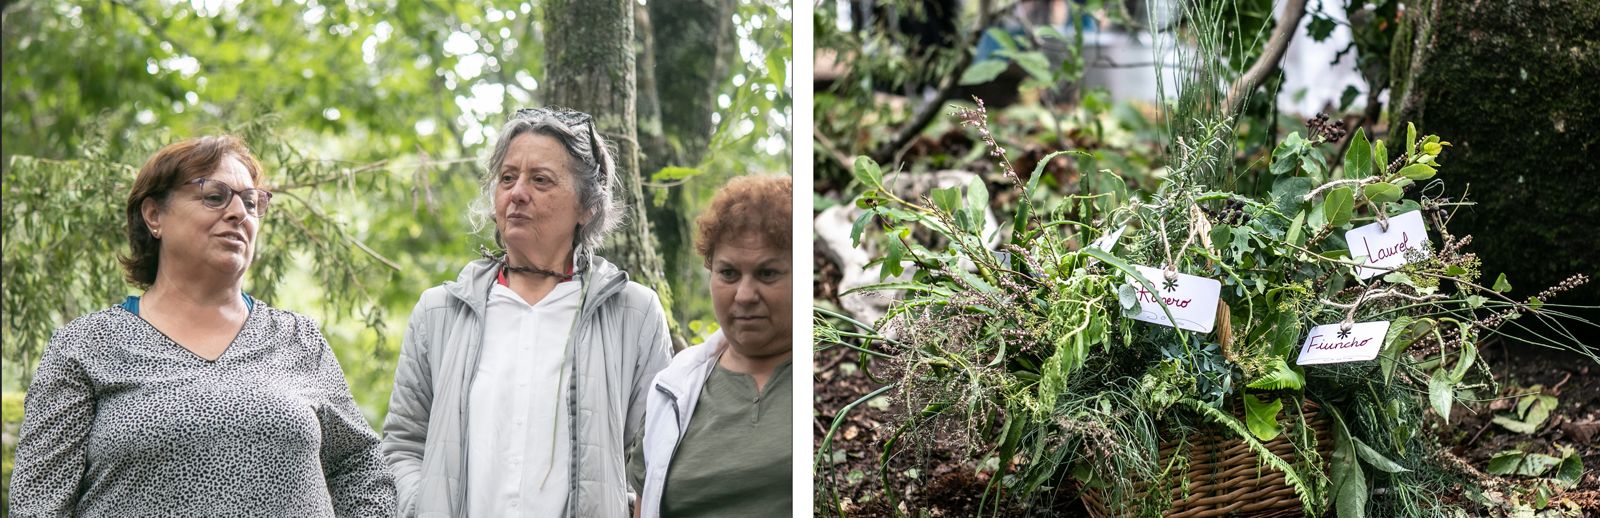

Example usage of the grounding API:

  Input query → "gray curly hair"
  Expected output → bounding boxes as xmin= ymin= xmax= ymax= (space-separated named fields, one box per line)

xmin=469 ymin=107 xmax=623 ymax=254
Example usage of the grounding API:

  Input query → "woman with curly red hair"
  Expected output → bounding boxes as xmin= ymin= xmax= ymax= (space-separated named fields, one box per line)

xmin=635 ymin=175 xmax=793 ymax=517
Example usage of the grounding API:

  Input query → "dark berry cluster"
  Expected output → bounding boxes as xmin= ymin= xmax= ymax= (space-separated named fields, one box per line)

xmin=1306 ymin=113 xmax=1347 ymax=142
xmin=1202 ymin=198 xmax=1252 ymax=226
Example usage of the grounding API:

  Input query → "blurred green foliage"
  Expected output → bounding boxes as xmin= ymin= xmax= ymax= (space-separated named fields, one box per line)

xmin=2 ymin=391 xmax=21 ymax=505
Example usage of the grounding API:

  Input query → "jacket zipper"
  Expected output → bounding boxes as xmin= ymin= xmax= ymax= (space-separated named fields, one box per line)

xmin=563 ymin=280 xmax=590 ymax=516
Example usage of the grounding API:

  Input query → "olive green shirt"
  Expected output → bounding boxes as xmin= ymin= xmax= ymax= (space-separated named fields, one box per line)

xmin=659 ymin=360 xmax=793 ymax=517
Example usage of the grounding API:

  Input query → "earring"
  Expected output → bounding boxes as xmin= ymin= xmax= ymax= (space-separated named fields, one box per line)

xmin=152 ymin=229 xmax=161 ymax=239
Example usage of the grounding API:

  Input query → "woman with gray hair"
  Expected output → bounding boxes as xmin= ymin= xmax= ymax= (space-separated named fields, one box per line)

xmin=381 ymin=107 xmax=672 ymax=518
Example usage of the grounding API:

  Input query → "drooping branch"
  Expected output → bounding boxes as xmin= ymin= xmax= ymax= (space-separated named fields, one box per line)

xmin=268 ymin=157 xmax=479 ymax=191
xmin=867 ymin=2 xmax=1017 ymax=167
xmin=1221 ymin=0 xmax=1309 ymax=117
xmin=276 ymin=190 xmax=403 ymax=272
xmin=868 ymin=46 xmax=975 ymax=167
xmin=813 ymin=122 xmax=855 ymax=175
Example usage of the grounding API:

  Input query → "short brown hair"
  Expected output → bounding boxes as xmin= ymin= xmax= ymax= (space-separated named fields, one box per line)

xmin=120 ymin=136 xmax=265 ymax=288
xmin=694 ymin=175 xmax=792 ymax=267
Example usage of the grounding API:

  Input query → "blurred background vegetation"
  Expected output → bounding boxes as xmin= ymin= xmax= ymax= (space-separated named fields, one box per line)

xmin=0 ymin=0 xmax=791 ymax=504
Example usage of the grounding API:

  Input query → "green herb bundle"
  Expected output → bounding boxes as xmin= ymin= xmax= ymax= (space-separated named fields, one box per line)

xmin=818 ymin=96 xmax=1597 ymax=515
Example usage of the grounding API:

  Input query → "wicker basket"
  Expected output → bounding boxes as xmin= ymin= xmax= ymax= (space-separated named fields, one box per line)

xmin=1081 ymin=401 xmax=1333 ymax=518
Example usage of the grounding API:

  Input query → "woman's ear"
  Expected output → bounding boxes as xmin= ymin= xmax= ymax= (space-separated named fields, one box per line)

xmin=141 ymin=197 xmax=163 ymax=238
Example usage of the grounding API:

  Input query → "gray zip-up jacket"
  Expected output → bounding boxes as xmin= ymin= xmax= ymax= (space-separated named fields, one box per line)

xmin=380 ymin=255 xmax=672 ymax=517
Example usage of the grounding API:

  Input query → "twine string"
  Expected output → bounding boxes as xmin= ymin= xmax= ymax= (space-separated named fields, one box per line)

xmin=1340 ymin=286 xmax=1370 ymax=332
xmin=1157 ymin=211 xmax=1201 ymax=283
xmin=1157 ymin=217 xmax=1179 ymax=283
xmin=1372 ymin=199 xmax=1391 ymax=232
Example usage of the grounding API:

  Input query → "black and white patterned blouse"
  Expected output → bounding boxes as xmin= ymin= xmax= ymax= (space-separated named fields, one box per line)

xmin=7 ymin=298 xmax=395 ymax=517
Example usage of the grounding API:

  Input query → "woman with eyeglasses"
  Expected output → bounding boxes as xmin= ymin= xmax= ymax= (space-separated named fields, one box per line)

xmin=381 ymin=107 xmax=672 ymax=517
xmin=7 ymin=136 xmax=395 ymax=516
xmin=635 ymin=176 xmax=793 ymax=518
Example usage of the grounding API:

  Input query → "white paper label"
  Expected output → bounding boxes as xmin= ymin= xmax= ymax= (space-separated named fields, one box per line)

xmin=1127 ymin=265 xmax=1222 ymax=333
xmin=1295 ymin=321 xmax=1392 ymax=365
xmin=1088 ymin=225 xmax=1128 ymax=252
xmin=1345 ymin=210 xmax=1430 ymax=280
xmin=1084 ymin=225 xmax=1128 ymax=268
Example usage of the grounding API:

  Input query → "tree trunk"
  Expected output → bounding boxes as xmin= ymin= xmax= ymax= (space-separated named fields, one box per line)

xmin=636 ymin=5 xmax=667 ymax=176
xmin=643 ymin=0 xmax=735 ymax=327
xmin=545 ymin=0 xmax=687 ymax=349
xmin=630 ymin=6 xmax=681 ymax=327
xmin=650 ymin=0 xmax=733 ymax=156
xmin=1394 ymin=0 xmax=1600 ymax=343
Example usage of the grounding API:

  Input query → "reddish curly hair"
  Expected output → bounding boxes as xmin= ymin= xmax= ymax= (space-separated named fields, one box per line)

xmin=695 ymin=175 xmax=792 ymax=267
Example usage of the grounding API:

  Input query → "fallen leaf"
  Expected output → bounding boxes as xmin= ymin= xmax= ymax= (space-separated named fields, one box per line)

xmin=1560 ymin=419 xmax=1599 ymax=445
xmin=1487 ymin=450 xmax=1563 ymax=477
xmin=1494 ymin=393 xmax=1559 ymax=434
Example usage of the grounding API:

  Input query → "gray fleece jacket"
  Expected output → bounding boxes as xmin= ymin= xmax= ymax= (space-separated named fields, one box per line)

xmin=380 ymin=255 xmax=672 ymax=517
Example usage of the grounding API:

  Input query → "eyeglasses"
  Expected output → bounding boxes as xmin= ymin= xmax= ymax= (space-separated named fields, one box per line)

xmin=183 ymin=178 xmax=272 ymax=218
xmin=513 ymin=107 xmax=593 ymax=128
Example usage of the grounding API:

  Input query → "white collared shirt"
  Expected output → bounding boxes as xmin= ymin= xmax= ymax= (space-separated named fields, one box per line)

xmin=466 ymin=279 xmax=582 ymax=517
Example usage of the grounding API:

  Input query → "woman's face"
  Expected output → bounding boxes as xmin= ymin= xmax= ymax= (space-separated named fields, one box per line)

xmin=144 ymin=156 xmax=260 ymax=281
xmin=710 ymin=232 xmax=792 ymax=358
xmin=494 ymin=133 xmax=587 ymax=254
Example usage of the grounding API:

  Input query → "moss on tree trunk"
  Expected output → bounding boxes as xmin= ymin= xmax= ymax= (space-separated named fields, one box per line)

xmin=641 ymin=0 xmax=734 ymax=327
xmin=546 ymin=0 xmax=687 ymax=349
xmin=1394 ymin=0 xmax=1600 ymax=341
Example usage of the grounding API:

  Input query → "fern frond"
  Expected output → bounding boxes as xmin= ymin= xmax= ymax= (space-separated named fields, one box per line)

xmin=1180 ymin=398 xmax=1320 ymax=515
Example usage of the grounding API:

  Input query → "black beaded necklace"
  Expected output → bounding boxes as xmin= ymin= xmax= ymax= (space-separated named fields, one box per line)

xmin=479 ymin=245 xmax=579 ymax=282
